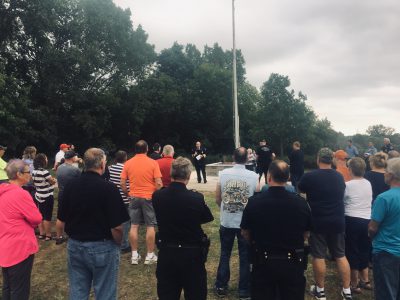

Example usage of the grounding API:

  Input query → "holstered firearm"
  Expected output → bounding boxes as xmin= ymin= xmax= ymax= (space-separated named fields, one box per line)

xmin=200 ymin=234 xmax=210 ymax=263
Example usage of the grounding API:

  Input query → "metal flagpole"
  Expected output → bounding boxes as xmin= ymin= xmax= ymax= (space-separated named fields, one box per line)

xmin=232 ymin=0 xmax=240 ymax=148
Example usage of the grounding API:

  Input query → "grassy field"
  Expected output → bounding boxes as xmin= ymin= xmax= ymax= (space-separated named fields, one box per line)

xmin=0 ymin=191 xmax=374 ymax=300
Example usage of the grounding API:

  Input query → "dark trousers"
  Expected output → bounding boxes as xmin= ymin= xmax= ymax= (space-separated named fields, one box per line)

xmin=373 ymin=251 xmax=400 ymax=300
xmin=215 ymin=226 xmax=250 ymax=295
xmin=251 ymin=259 xmax=305 ymax=300
xmin=156 ymin=247 xmax=207 ymax=300
xmin=345 ymin=216 xmax=370 ymax=270
xmin=290 ymin=172 xmax=303 ymax=191
xmin=194 ymin=164 xmax=206 ymax=183
xmin=2 ymin=255 xmax=34 ymax=300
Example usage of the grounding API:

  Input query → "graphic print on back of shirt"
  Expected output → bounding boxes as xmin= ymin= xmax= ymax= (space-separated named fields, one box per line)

xmin=222 ymin=179 xmax=250 ymax=213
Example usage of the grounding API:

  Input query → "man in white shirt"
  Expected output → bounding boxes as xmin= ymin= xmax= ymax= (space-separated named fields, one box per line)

xmin=53 ymin=144 xmax=69 ymax=170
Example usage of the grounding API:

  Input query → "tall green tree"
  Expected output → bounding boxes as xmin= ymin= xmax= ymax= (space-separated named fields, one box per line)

xmin=259 ymin=73 xmax=316 ymax=156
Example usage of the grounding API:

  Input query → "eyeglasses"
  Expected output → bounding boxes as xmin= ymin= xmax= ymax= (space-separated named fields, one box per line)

xmin=20 ymin=171 xmax=31 ymax=174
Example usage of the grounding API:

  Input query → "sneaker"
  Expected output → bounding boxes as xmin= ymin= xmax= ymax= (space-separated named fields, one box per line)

xmin=55 ymin=236 xmax=67 ymax=245
xmin=215 ymin=287 xmax=227 ymax=298
xmin=310 ymin=285 xmax=326 ymax=300
xmin=341 ymin=290 xmax=352 ymax=300
xmin=239 ymin=295 xmax=250 ymax=300
xmin=131 ymin=254 xmax=141 ymax=265
xmin=121 ymin=246 xmax=131 ymax=254
xmin=144 ymin=254 xmax=157 ymax=265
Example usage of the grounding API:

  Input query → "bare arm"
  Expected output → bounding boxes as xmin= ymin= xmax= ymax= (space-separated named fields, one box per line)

xmin=155 ymin=177 xmax=163 ymax=190
xmin=48 ymin=176 xmax=57 ymax=185
xmin=241 ymin=229 xmax=251 ymax=243
xmin=111 ymin=225 xmax=123 ymax=245
xmin=256 ymin=182 xmax=261 ymax=192
xmin=215 ymin=182 xmax=222 ymax=207
xmin=120 ymin=178 xmax=129 ymax=197
xmin=368 ymin=220 xmax=380 ymax=239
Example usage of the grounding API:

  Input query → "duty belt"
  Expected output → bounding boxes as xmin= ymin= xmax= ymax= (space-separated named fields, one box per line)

xmin=254 ymin=248 xmax=304 ymax=263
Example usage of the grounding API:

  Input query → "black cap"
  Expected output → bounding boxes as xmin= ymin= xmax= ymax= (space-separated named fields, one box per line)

xmin=64 ymin=150 xmax=77 ymax=159
xmin=0 ymin=145 xmax=7 ymax=150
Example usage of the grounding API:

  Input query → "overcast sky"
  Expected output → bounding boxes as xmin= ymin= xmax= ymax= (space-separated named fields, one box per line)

xmin=114 ymin=0 xmax=400 ymax=135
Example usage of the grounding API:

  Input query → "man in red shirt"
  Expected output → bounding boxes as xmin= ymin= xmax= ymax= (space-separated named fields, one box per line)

xmin=157 ymin=145 xmax=175 ymax=187
xmin=121 ymin=140 xmax=163 ymax=265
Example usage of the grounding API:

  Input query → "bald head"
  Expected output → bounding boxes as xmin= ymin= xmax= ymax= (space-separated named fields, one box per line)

xmin=268 ymin=160 xmax=290 ymax=185
xmin=135 ymin=140 xmax=148 ymax=154
xmin=234 ymin=147 xmax=247 ymax=164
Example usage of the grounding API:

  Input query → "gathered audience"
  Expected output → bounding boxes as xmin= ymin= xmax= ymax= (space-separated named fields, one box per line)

xmin=1 ymin=138 xmax=400 ymax=300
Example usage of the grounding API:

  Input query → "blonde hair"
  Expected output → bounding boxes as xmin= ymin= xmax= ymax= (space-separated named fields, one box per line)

xmin=22 ymin=146 xmax=37 ymax=160
xmin=369 ymin=152 xmax=388 ymax=169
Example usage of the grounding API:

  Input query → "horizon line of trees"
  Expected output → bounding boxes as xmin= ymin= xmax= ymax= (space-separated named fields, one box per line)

xmin=1 ymin=0 xmax=399 ymax=161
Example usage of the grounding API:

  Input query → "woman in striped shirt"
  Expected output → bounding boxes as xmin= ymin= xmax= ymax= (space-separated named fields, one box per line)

xmin=32 ymin=153 xmax=56 ymax=241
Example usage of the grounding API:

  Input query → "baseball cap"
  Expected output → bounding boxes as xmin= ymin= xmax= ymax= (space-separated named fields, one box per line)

xmin=334 ymin=150 xmax=348 ymax=161
xmin=60 ymin=143 xmax=69 ymax=150
xmin=0 ymin=145 xmax=7 ymax=150
xmin=318 ymin=147 xmax=334 ymax=164
xmin=64 ymin=150 xmax=77 ymax=159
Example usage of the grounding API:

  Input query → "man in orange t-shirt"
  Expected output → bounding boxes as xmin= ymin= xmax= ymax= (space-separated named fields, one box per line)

xmin=157 ymin=145 xmax=175 ymax=187
xmin=121 ymin=140 xmax=162 ymax=265
xmin=334 ymin=150 xmax=351 ymax=182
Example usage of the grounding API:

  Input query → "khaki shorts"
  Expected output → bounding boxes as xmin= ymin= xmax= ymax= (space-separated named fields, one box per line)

xmin=128 ymin=197 xmax=157 ymax=226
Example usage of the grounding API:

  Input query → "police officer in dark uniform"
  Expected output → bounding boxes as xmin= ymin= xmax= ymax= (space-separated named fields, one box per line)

xmin=191 ymin=141 xmax=207 ymax=183
xmin=256 ymin=139 xmax=275 ymax=183
xmin=152 ymin=157 xmax=214 ymax=300
xmin=241 ymin=160 xmax=311 ymax=300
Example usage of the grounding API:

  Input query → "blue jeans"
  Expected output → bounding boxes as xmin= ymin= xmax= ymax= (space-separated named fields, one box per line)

xmin=121 ymin=220 xmax=131 ymax=250
xmin=373 ymin=251 xmax=400 ymax=300
xmin=67 ymin=239 xmax=120 ymax=300
xmin=215 ymin=226 xmax=250 ymax=295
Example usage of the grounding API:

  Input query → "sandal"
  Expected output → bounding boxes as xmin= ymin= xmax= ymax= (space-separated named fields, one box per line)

xmin=45 ymin=236 xmax=52 ymax=241
xmin=351 ymin=285 xmax=362 ymax=294
xmin=359 ymin=280 xmax=373 ymax=290
xmin=38 ymin=234 xmax=45 ymax=240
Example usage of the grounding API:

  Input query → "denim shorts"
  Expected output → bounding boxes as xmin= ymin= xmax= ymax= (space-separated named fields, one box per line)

xmin=129 ymin=197 xmax=157 ymax=226
xmin=310 ymin=232 xmax=345 ymax=259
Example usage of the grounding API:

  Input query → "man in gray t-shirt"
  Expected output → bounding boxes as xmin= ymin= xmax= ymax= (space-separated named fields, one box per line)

xmin=55 ymin=150 xmax=81 ymax=244
xmin=215 ymin=147 xmax=258 ymax=298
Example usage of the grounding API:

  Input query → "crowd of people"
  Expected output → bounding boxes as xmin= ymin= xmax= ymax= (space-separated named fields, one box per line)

xmin=0 ymin=137 xmax=400 ymax=300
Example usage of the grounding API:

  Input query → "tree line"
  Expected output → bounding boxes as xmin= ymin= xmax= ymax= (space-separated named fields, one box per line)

xmin=1 ymin=0 xmax=398 ymax=162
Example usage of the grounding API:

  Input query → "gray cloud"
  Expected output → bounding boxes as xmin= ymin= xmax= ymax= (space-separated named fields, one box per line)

xmin=115 ymin=0 xmax=400 ymax=135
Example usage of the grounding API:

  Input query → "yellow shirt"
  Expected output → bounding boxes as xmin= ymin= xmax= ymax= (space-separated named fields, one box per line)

xmin=0 ymin=157 xmax=8 ymax=180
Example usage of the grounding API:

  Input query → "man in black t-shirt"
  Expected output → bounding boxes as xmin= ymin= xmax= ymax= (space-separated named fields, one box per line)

xmin=298 ymin=148 xmax=352 ymax=300
xmin=255 ymin=139 xmax=275 ymax=183
xmin=153 ymin=157 xmax=214 ymax=299
xmin=241 ymin=160 xmax=311 ymax=300
xmin=58 ymin=148 xmax=129 ymax=299
xmin=150 ymin=143 xmax=162 ymax=160
xmin=382 ymin=137 xmax=394 ymax=154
